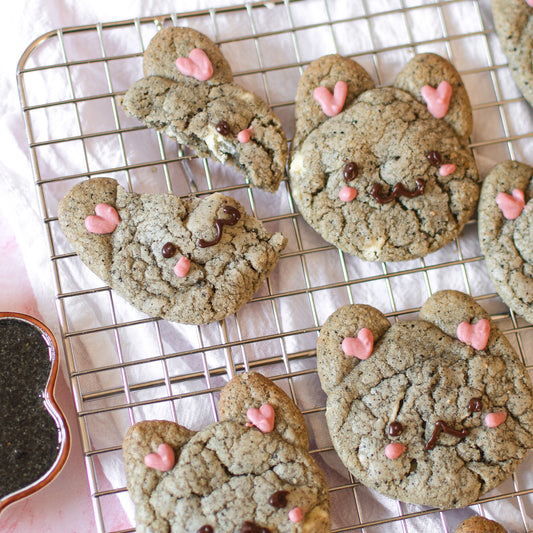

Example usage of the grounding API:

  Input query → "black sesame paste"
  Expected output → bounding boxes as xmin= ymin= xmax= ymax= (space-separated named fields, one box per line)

xmin=0 ymin=318 xmax=60 ymax=499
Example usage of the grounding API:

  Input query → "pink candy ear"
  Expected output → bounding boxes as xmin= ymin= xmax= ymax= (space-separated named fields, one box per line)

xmin=456 ymin=318 xmax=490 ymax=351
xmin=341 ymin=328 xmax=374 ymax=360
xmin=313 ymin=81 xmax=348 ymax=117
xmin=496 ymin=189 xmax=526 ymax=220
xmin=526 ymin=0 xmax=533 ymax=7
xmin=84 ymin=203 xmax=120 ymax=234
xmin=143 ymin=443 xmax=175 ymax=472
xmin=246 ymin=404 xmax=275 ymax=433
xmin=175 ymin=48 xmax=213 ymax=81
xmin=421 ymin=80 xmax=452 ymax=119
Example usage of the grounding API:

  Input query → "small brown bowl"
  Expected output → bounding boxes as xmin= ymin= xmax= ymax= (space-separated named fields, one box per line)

xmin=0 ymin=312 xmax=70 ymax=513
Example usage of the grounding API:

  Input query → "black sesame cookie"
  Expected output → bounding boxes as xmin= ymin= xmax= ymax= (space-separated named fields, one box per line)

xmin=122 ymin=27 xmax=288 ymax=193
xmin=289 ymin=53 xmax=479 ymax=261
xmin=123 ymin=372 xmax=331 ymax=533
xmin=455 ymin=516 xmax=507 ymax=533
xmin=478 ymin=160 xmax=533 ymax=323
xmin=492 ymin=0 xmax=533 ymax=106
xmin=58 ymin=178 xmax=287 ymax=325
xmin=317 ymin=290 xmax=533 ymax=509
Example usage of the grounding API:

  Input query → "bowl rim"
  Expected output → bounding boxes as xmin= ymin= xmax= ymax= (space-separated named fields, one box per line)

xmin=0 ymin=312 xmax=71 ymax=513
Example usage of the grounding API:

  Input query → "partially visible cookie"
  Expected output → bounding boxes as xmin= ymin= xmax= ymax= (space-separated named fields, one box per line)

xmin=317 ymin=290 xmax=533 ymax=509
xmin=455 ymin=516 xmax=507 ymax=533
xmin=123 ymin=372 xmax=331 ymax=533
xmin=492 ymin=0 xmax=533 ymax=106
xmin=122 ymin=27 xmax=288 ymax=193
xmin=289 ymin=53 xmax=479 ymax=262
xmin=478 ymin=160 xmax=533 ymax=323
xmin=58 ymin=178 xmax=287 ymax=325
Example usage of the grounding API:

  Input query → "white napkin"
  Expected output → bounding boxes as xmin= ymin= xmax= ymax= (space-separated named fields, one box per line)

xmin=1 ymin=1 xmax=531 ymax=531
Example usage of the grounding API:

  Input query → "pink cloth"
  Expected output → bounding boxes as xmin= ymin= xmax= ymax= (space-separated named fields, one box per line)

xmin=0 ymin=210 xmax=130 ymax=532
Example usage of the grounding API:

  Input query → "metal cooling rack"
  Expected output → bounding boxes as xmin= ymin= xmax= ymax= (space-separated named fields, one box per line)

xmin=16 ymin=0 xmax=533 ymax=532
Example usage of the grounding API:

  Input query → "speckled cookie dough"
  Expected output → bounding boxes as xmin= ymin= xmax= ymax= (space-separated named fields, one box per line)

xmin=289 ymin=53 xmax=479 ymax=262
xmin=492 ymin=0 xmax=533 ymax=106
xmin=122 ymin=27 xmax=288 ymax=193
xmin=478 ymin=160 xmax=533 ymax=323
xmin=123 ymin=372 xmax=331 ymax=533
xmin=317 ymin=290 xmax=533 ymax=509
xmin=455 ymin=516 xmax=507 ymax=533
xmin=58 ymin=178 xmax=287 ymax=325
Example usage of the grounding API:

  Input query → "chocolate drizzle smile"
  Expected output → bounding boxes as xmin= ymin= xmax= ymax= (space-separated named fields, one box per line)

xmin=425 ymin=420 xmax=468 ymax=450
xmin=370 ymin=178 xmax=426 ymax=204
xmin=198 ymin=205 xmax=241 ymax=248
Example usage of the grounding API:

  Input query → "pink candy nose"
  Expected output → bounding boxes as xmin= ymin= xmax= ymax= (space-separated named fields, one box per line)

xmin=174 ymin=256 xmax=191 ymax=277
xmin=237 ymin=127 xmax=253 ymax=143
xmin=439 ymin=164 xmax=456 ymax=176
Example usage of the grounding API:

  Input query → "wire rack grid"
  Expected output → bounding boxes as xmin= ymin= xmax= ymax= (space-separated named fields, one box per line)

xmin=16 ymin=0 xmax=533 ymax=532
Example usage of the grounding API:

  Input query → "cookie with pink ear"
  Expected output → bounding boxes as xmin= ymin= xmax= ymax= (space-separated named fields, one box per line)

xmin=394 ymin=52 xmax=473 ymax=142
xmin=291 ymin=54 xmax=375 ymax=153
xmin=122 ymin=373 xmax=331 ymax=532
xmin=122 ymin=27 xmax=287 ymax=193
xmin=289 ymin=53 xmax=479 ymax=262
xmin=317 ymin=290 xmax=533 ymax=509
xmin=316 ymin=304 xmax=391 ymax=394
xmin=141 ymin=26 xmax=233 ymax=85
xmin=122 ymin=421 xmax=196 ymax=533
xmin=218 ymin=371 xmax=309 ymax=449
xmin=477 ymin=160 xmax=533 ymax=323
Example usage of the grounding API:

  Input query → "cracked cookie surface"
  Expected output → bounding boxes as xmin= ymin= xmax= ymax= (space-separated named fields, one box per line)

xmin=58 ymin=178 xmax=286 ymax=325
xmin=478 ymin=160 xmax=533 ymax=323
xmin=123 ymin=372 xmax=331 ymax=533
xmin=122 ymin=27 xmax=287 ymax=193
xmin=492 ymin=0 xmax=533 ymax=107
xmin=289 ymin=53 xmax=478 ymax=261
xmin=317 ymin=290 xmax=533 ymax=509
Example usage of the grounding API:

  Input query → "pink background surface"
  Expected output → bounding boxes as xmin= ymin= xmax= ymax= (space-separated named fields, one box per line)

xmin=0 ymin=208 xmax=130 ymax=532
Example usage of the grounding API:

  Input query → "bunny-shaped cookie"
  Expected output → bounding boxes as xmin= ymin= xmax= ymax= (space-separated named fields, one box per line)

xmin=289 ymin=53 xmax=479 ymax=261
xmin=317 ymin=290 xmax=533 ymax=509
xmin=122 ymin=372 xmax=331 ymax=532
xmin=122 ymin=27 xmax=288 ymax=193
xmin=58 ymin=178 xmax=287 ymax=325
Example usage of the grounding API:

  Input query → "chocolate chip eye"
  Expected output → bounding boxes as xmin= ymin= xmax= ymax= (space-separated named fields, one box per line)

xmin=162 ymin=242 xmax=177 ymax=258
xmin=426 ymin=150 xmax=442 ymax=166
xmin=343 ymin=162 xmax=359 ymax=182
xmin=268 ymin=490 xmax=289 ymax=508
xmin=388 ymin=421 xmax=403 ymax=436
xmin=216 ymin=120 xmax=231 ymax=136
xmin=468 ymin=397 xmax=482 ymax=413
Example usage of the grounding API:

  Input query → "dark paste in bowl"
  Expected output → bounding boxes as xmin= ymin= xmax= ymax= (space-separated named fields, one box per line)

xmin=0 ymin=313 xmax=70 ymax=512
